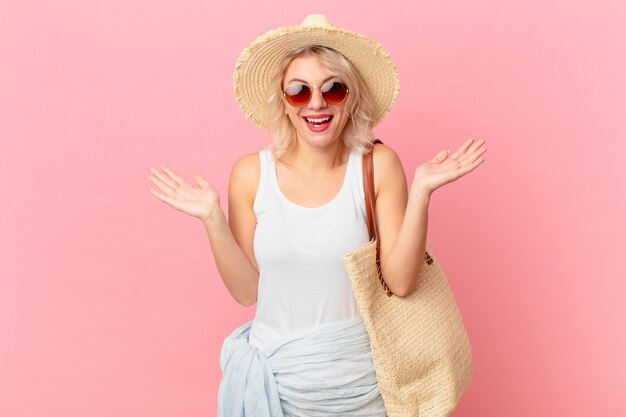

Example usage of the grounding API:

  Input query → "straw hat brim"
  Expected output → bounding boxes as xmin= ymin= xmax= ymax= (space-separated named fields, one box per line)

xmin=234 ymin=19 xmax=400 ymax=129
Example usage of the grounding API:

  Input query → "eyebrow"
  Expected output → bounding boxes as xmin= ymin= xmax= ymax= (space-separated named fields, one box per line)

xmin=286 ymin=75 xmax=338 ymax=85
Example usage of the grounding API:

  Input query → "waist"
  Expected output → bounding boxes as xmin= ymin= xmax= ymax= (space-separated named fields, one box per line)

xmin=218 ymin=316 xmax=385 ymax=416
xmin=249 ymin=287 xmax=362 ymax=350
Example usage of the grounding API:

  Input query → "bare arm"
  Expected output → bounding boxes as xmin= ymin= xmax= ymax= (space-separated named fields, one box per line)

xmin=371 ymin=144 xmax=425 ymax=297
xmin=373 ymin=139 xmax=487 ymax=296
xmin=203 ymin=154 xmax=260 ymax=306
xmin=148 ymin=155 xmax=260 ymax=306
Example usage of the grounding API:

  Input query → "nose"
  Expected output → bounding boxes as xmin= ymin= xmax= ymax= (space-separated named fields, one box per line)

xmin=307 ymin=86 xmax=327 ymax=110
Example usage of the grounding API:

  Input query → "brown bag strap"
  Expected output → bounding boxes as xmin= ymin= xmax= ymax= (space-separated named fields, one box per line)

xmin=362 ymin=139 xmax=393 ymax=296
xmin=362 ymin=139 xmax=383 ymax=241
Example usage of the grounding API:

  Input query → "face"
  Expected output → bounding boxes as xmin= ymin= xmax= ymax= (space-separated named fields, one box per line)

xmin=282 ymin=54 xmax=350 ymax=149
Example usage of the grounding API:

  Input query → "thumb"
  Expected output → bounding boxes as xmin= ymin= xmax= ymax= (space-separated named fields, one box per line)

xmin=432 ymin=149 xmax=450 ymax=164
xmin=194 ymin=174 xmax=210 ymax=187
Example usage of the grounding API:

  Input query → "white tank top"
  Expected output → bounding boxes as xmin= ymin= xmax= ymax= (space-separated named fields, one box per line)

xmin=249 ymin=147 xmax=370 ymax=350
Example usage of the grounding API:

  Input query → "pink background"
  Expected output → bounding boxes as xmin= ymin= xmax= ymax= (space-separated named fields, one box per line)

xmin=1 ymin=0 xmax=624 ymax=416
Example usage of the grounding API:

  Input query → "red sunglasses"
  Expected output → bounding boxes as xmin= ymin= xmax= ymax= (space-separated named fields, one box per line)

xmin=283 ymin=81 xmax=349 ymax=107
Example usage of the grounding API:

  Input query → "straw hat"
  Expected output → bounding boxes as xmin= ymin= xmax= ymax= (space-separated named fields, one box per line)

xmin=233 ymin=14 xmax=400 ymax=129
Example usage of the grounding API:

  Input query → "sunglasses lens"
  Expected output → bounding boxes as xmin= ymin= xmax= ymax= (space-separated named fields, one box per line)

xmin=321 ymin=81 xmax=349 ymax=104
xmin=284 ymin=84 xmax=311 ymax=107
xmin=283 ymin=82 xmax=349 ymax=107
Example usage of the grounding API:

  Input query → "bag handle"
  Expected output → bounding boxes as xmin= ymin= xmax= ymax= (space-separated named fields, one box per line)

xmin=362 ymin=139 xmax=383 ymax=241
xmin=362 ymin=139 xmax=393 ymax=296
xmin=362 ymin=140 xmax=434 ymax=297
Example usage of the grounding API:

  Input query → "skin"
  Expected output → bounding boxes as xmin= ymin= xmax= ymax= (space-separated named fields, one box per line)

xmin=274 ymin=55 xmax=354 ymax=209
xmin=148 ymin=54 xmax=487 ymax=305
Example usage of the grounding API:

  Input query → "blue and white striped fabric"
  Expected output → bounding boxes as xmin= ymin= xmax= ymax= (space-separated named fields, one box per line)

xmin=217 ymin=316 xmax=387 ymax=417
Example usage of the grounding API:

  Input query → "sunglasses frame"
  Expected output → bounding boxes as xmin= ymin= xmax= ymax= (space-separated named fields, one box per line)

xmin=282 ymin=81 xmax=350 ymax=108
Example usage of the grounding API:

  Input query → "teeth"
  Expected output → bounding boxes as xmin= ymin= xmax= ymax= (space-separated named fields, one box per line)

xmin=305 ymin=116 xmax=331 ymax=124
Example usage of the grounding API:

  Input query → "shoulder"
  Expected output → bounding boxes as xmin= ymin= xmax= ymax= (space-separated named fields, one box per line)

xmin=371 ymin=143 xmax=406 ymax=195
xmin=371 ymin=143 xmax=402 ymax=171
xmin=229 ymin=152 xmax=261 ymax=204
xmin=232 ymin=152 xmax=260 ymax=176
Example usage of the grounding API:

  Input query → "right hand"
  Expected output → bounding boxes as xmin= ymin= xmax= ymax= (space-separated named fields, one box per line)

xmin=148 ymin=165 xmax=220 ymax=222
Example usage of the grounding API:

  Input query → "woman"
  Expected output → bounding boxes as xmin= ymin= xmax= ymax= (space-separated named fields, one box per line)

xmin=148 ymin=14 xmax=486 ymax=416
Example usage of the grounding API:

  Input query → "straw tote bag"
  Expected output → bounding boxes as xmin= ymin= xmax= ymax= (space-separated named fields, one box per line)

xmin=343 ymin=140 xmax=473 ymax=417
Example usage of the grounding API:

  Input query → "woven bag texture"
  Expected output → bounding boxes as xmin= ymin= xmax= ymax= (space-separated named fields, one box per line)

xmin=343 ymin=238 xmax=473 ymax=417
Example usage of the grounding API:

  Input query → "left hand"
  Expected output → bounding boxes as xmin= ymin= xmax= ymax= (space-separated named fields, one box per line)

xmin=412 ymin=139 xmax=487 ymax=197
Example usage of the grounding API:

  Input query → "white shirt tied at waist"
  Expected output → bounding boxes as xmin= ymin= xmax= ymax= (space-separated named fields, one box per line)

xmin=217 ymin=315 xmax=387 ymax=416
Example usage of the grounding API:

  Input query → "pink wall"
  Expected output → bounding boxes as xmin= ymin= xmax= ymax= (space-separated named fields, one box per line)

xmin=1 ymin=0 xmax=624 ymax=416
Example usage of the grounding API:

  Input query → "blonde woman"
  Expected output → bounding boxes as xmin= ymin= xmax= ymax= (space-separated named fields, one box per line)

xmin=149 ymin=14 xmax=486 ymax=416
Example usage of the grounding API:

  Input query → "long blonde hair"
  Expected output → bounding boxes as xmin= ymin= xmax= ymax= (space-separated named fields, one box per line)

xmin=264 ymin=45 xmax=376 ymax=161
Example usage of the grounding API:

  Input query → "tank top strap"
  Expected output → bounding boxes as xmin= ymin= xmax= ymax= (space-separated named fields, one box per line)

xmin=347 ymin=147 xmax=366 ymax=218
xmin=253 ymin=149 xmax=272 ymax=214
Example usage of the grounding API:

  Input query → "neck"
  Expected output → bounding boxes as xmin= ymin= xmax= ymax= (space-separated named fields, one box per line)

xmin=283 ymin=138 xmax=348 ymax=174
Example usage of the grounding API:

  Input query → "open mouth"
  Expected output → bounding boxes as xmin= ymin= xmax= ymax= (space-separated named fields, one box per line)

xmin=303 ymin=115 xmax=333 ymax=128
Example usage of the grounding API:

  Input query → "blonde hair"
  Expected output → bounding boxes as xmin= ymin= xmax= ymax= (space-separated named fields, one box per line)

xmin=263 ymin=45 xmax=376 ymax=161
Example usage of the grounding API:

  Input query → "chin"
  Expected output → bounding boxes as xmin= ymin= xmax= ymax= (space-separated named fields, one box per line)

xmin=305 ymin=133 xmax=339 ymax=147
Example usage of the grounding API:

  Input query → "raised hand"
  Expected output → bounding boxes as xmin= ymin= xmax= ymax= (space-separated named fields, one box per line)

xmin=148 ymin=165 xmax=221 ymax=222
xmin=412 ymin=139 xmax=487 ymax=197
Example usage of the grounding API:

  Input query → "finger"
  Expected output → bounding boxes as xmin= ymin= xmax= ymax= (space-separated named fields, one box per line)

xmin=454 ymin=139 xmax=486 ymax=164
xmin=148 ymin=172 xmax=177 ymax=197
xmin=468 ymin=139 xmax=487 ymax=154
xmin=450 ymin=139 xmax=474 ymax=160
xmin=459 ymin=155 xmax=485 ymax=176
xmin=466 ymin=144 xmax=487 ymax=164
xmin=149 ymin=187 xmax=178 ymax=207
xmin=149 ymin=167 xmax=178 ymax=189
xmin=431 ymin=149 xmax=450 ymax=163
xmin=160 ymin=165 xmax=186 ymax=186
xmin=195 ymin=174 xmax=210 ymax=187
xmin=451 ymin=145 xmax=484 ymax=173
